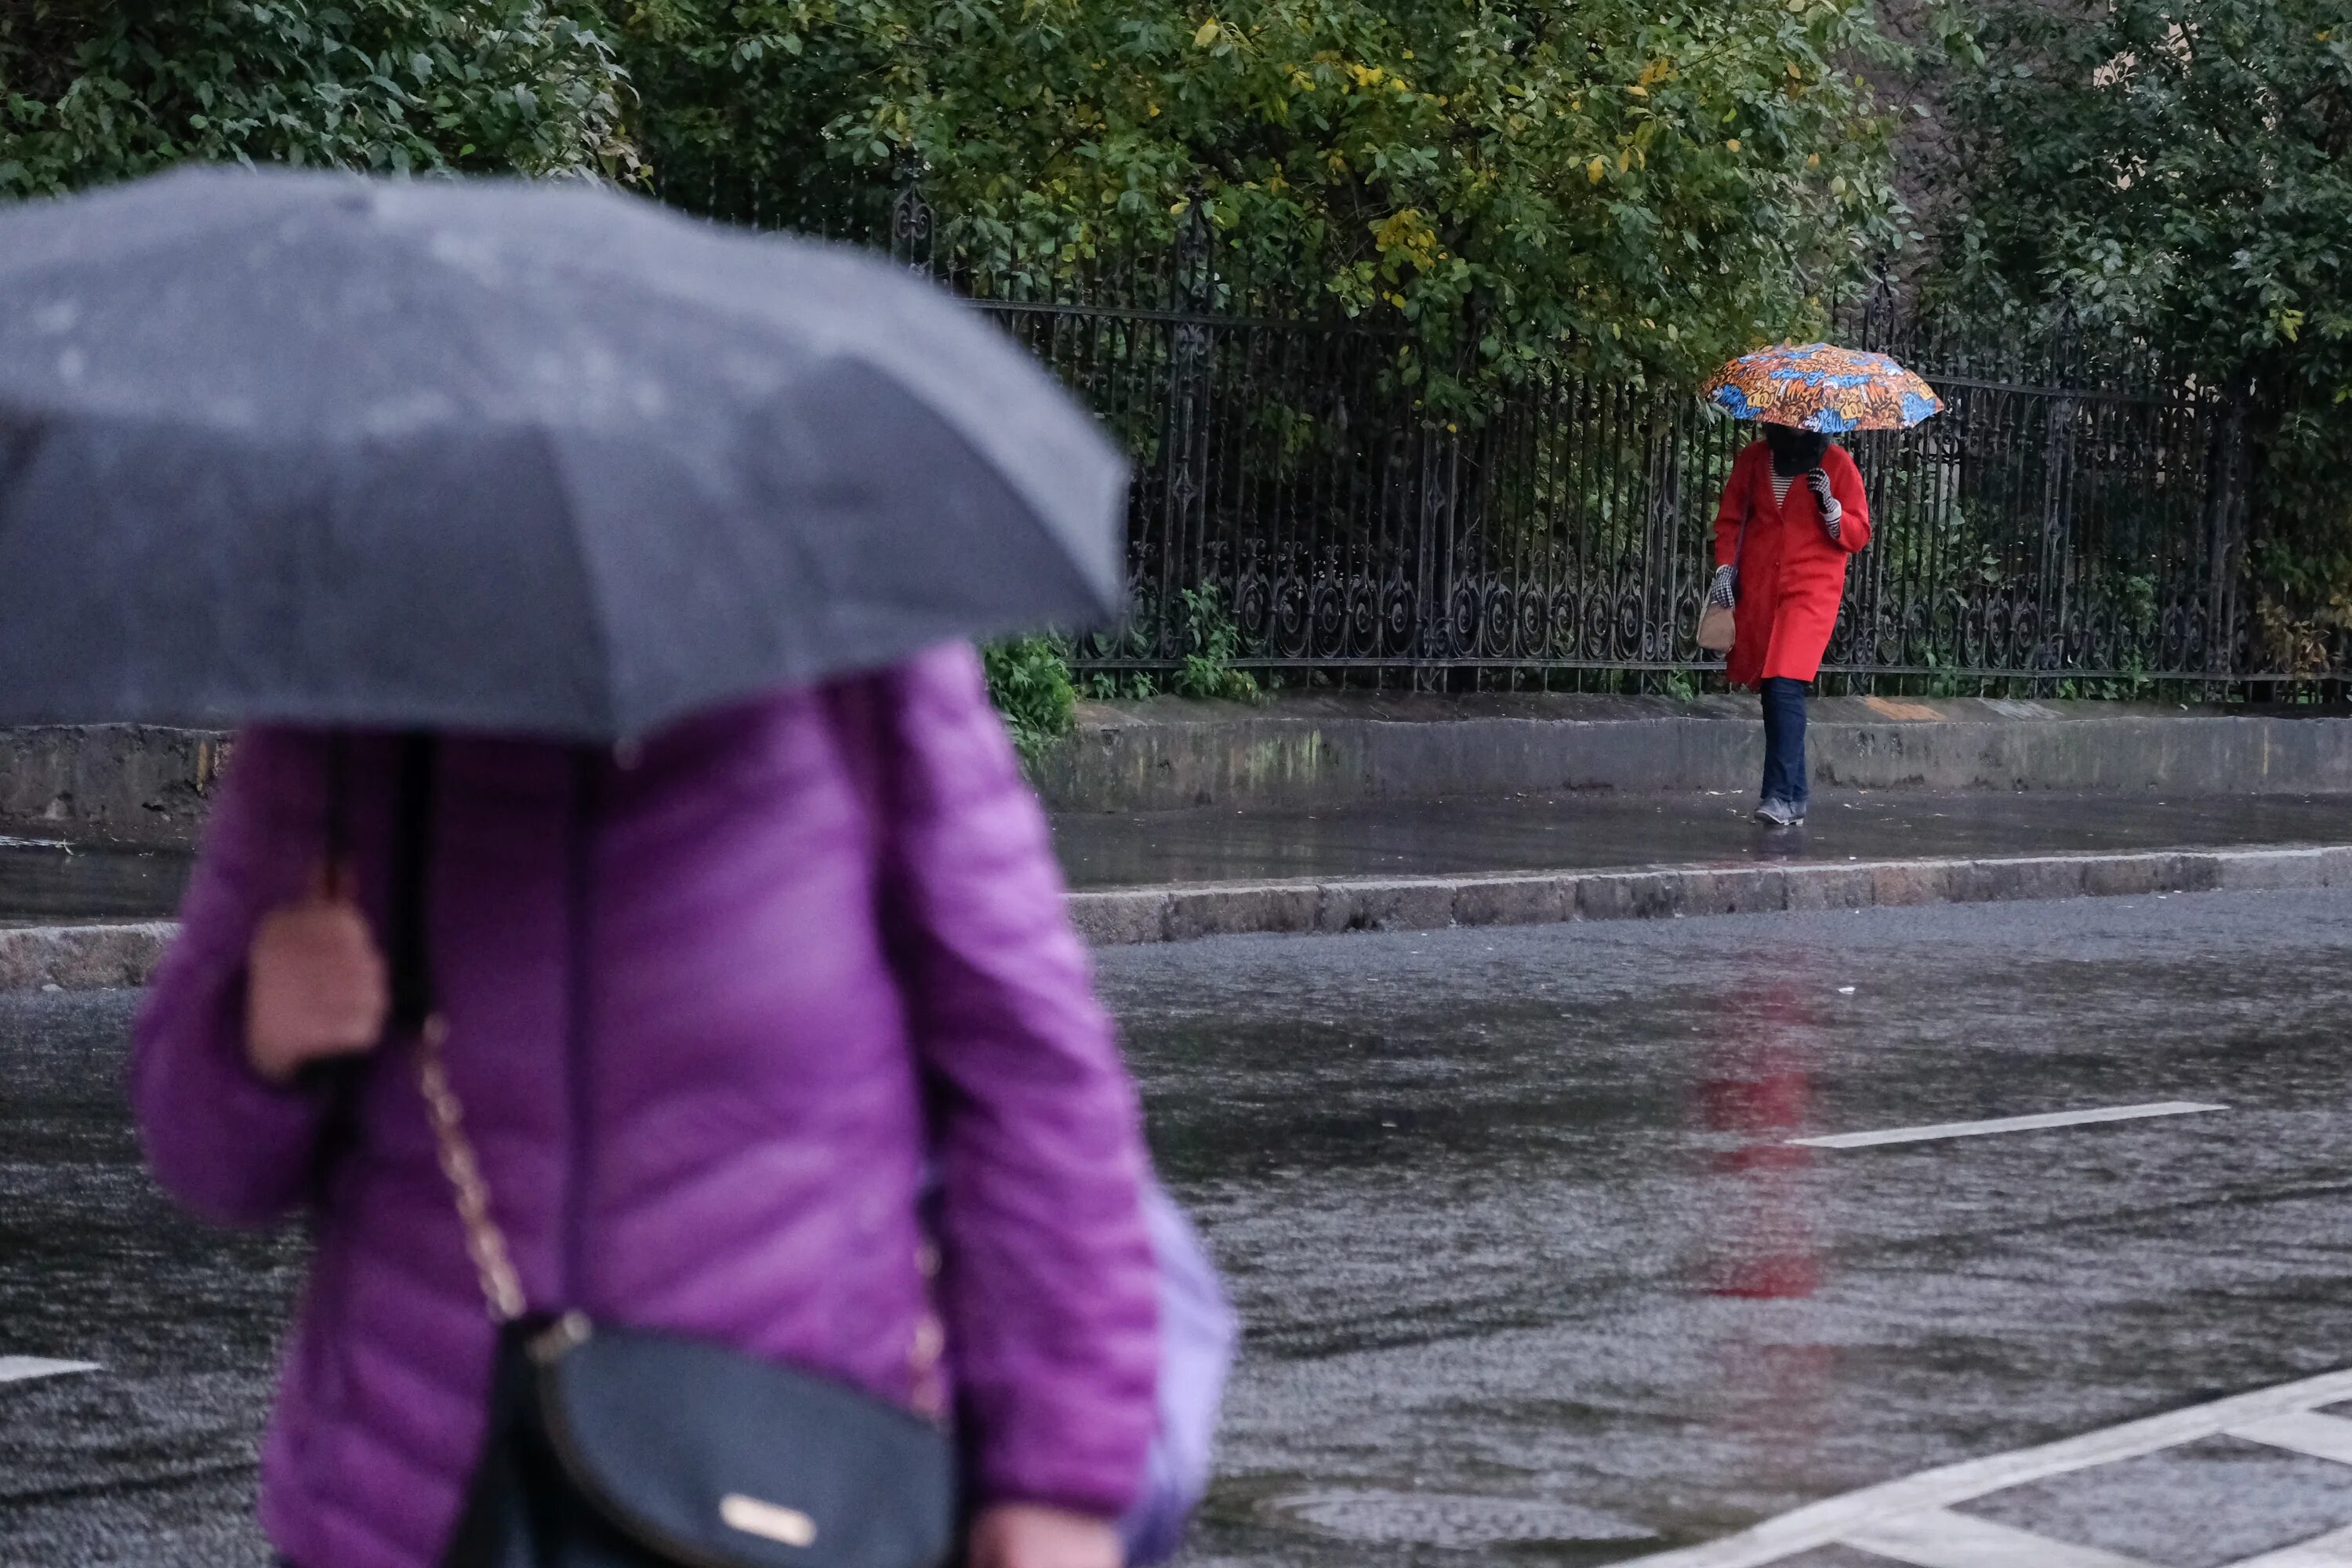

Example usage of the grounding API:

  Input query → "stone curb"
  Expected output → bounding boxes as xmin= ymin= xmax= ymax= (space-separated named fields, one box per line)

xmin=0 ymin=920 xmax=178 ymax=992
xmin=1065 ymin=843 xmax=2352 ymax=946
xmin=9 ymin=844 xmax=2352 ymax=989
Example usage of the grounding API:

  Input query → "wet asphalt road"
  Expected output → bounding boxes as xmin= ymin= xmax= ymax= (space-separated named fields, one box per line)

xmin=7 ymin=889 xmax=2352 ymax=1565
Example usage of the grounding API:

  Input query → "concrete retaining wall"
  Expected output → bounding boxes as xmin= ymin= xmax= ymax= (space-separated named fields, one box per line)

xmin=6 ymin=698 xmax=2350 ymax=844
xmin=0 ymin=726 xmax=230 ymax=845
xmin=1032 ymin=694 xmax=2352 ymax=813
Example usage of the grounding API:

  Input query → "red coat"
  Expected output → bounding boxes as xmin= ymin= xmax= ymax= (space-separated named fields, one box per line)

xmin=1713 ymin=441 xmax=1871 ymax=687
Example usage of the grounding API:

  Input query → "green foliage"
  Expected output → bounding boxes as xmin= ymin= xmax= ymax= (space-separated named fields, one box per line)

xmin=1084 ymin=670 xmax=1160 ymax=700
xmin=0 ymin=1 xmax=637 ymax=198
xmin=604 ymin=0 xmax=1906 ymax=389
xmin=1931 ymin=0 xmax=2352 ymax=389
xmin=1171 ymin=585 xmax=1261 ymax=701
xmin=1927 ymin=0 xmax=2352 ymax=634
xmin=982 ymin=635 xmax=1078 ymax=760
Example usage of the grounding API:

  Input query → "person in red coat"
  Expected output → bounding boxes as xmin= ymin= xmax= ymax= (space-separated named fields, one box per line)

xmin=1708 ymin=423 xmax=1871 ymax=826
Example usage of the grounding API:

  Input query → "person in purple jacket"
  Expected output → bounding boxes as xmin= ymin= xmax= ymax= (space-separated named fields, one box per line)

xmin=131 ymin=644 xmax=1161 ymax=1568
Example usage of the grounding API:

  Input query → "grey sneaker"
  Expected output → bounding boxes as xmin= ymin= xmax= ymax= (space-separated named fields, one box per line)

xmin=1754 ymin=798 xmax=1805 ymax=828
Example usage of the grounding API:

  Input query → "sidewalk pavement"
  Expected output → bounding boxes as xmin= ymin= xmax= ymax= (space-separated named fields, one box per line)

xmin=4 ymin=789 xmax=2350 ymax=985
xmin=1052 ymin=789 xmax=2352 ymax=889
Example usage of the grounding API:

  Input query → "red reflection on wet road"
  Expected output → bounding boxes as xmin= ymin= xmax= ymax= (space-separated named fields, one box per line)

xmin=1696 ymin=975 xmax=1837 ymax=1486
xmin=1697 ymin=980 xmax=1821 ymax=1299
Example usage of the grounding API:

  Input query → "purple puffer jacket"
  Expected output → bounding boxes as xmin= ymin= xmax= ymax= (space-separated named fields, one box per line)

xmin=130 ymin=644 xmax=1160 ymax=1568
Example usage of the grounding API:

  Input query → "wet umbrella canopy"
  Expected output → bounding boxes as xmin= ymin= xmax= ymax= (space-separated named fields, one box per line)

xmin=0 ymin=168 xmax=1127 ymax=741
xmin=1703 ymin=343 xmax=1943 ymax=434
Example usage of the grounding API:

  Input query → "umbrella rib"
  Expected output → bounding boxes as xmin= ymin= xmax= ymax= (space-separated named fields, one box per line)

xmin=524 ymin=421 xmax=622 ymax=742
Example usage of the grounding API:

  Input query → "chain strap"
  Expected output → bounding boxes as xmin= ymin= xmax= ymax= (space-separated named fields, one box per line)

xmin=412 ymin=1013 xmax=528 ymax=1322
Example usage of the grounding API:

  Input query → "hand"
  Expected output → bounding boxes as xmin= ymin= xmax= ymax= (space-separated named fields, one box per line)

xmin=1708 ymin=564 xmax=1737 ymax=608
xmin=965 ymin=1504 xmax=1122 ymax=1568
xmin=1806 ymin=468 xmax=1842 ymax=540
xmin=246 ymin=862 xmax=388 ymax=1085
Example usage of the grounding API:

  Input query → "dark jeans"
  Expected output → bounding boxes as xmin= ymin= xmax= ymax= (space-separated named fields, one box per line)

xmin=1760 ymin=677 xmax=1809 ymax=809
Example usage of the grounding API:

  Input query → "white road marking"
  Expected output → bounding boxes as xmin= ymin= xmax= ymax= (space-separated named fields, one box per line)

xmin=2231 ymin=1410 xmax=2352 ymax=1467
xmin=2234 ymin=1525 xmax=2352 ymax=1567
xmin=1628 ymin=1367 xmax=2352 ymax=1567
xmin=0 ymin=1356 xmax=97 ymax=1385
xmin=1841 ymin=1508 xmax=2154 ymax=1567
xmin=1789 ymin=1101 xmax=2227 ymax=1150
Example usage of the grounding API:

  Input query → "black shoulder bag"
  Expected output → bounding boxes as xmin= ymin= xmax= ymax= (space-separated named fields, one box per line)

xmin=377 ymin=737 xmax=960 ymax=1568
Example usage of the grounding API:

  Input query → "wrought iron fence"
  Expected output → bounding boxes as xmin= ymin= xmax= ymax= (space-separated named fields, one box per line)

xmin=678 ymin=176 xmax=2339 ymax=699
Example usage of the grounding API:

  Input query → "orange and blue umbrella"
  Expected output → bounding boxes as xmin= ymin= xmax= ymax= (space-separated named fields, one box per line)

xmin=1703 ymin=343 xmax=1943 ymax=433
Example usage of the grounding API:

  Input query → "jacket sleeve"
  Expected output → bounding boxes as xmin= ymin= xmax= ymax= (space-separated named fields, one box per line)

xmin=861 ymin=644 xmax=1160 ymax=1519
xmin=129 ymin=728 xmax=335 ymax=1227
xmin=1715 ymin=444 xmax=1756 ymax=569
xmin=1829 ymin=448 xmax=1871 ymax=554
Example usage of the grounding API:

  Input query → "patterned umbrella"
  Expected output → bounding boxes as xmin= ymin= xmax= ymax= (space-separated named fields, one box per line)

xmin=1704 ymin=343 xmax=1943 ymax=433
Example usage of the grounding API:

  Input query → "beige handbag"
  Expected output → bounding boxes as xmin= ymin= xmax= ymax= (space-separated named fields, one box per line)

xmin=1695 ymin=500 xmax=1750 ymax=653
xmin=1695 ymin=596 xmax=1737 ymax=653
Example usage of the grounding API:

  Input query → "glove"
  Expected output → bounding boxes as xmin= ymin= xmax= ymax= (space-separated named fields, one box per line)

xmin=1806 ymin=468 xmax=1842 ymax=541
xmin=1708 ymin=564 xmax=1737 ymax=608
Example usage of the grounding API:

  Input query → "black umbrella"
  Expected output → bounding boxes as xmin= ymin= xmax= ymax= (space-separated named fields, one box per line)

xmin=0 ymin=168 xmax=1127 ymax=741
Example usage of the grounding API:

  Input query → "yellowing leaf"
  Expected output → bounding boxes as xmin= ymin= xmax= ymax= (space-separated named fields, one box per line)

xmin=1588 ymin=155 xmax=1606 ymax=183
xmin=1726 ymin=138 xmax=1740 ymax=151
xmin=1193 ymin=18 xmax=1220 ymax=47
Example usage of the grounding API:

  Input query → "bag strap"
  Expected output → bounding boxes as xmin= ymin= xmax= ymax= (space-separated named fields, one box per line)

xmin=388 ymin=733 xmax=528 ymax=1323
xmin=418 ymin=1016 xmax=528 ymax=1321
